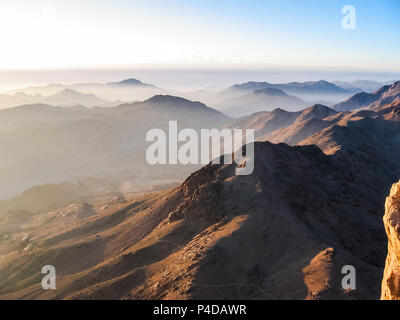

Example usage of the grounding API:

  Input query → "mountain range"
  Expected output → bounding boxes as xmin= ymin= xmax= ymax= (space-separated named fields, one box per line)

xmin=0 ymin=95 xmax=229 ymax=200
xmin=333 ymin=81 xmax=400 ymax=111
xmin=218 ymin=88 xmax=307 ymax=117
xmin=226 ymin=104 xmax=337 ymax=143
xmin=1 ymin=80 xmax=400 ymax=300
xmin=5 ymin=78 xmax=360 ymax=111
xmin=0 ymin=89 xmax=121 ymax=109
xmin=1 ymin=83 xmax=400 ymax=299
xmin=7 ymin=78 xmax=164 ymax=102
xmin=333 ymin=80 xmax=393 ymax=93
xmin=220 ymin=80 xmax=355 ymax=104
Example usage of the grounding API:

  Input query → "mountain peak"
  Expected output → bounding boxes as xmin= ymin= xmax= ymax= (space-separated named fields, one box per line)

xmin=304 ymin=103 xmax=334 ymax=112
xmin=118 ymin=78 xmax=144 ymax=85
xmin=315 ymin=80 xmax=330 ymax=85
xmin=51 ymin=88 xmax=97 ymax=99
xmin=303 ymin=80 xmax=343 ymax=90
xmin=112 ymin=78 xmax=155 ymax=87
xmin=230 ymin=81 xmax=271 ymax=91
xmin=309 ymin=103 xmax=328 ymax=108
xmin=270 ymin=107 xmax=290 ymax=114
xmin=390 ymin=80 xmax=400 ymax=91
xmin=296 ymin=104 xmax=337 ymax=122
xmin=128 ymin=94 xmax=230 ymax=121
xmin=145 ymin=94 xmax=193 ymax=104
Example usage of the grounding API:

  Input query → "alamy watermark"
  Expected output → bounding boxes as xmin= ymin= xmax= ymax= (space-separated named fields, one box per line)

xmin=41 ymin=265 xmax=56 ymax=290
xmin=341 ymin=265 xmax=356 ymax=290
xmin=146 ymin=121 xmax=255 ymax=175
xmin=342 ymin=5 xmax=356 ymax=30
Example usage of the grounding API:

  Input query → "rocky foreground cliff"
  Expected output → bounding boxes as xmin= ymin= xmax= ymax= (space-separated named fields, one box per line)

xmin=381 ymin=180 xmax=400 ymax=300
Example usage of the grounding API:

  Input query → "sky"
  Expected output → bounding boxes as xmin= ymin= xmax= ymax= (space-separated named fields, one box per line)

xmin=0 ymin=0 xmax=399 ymax=89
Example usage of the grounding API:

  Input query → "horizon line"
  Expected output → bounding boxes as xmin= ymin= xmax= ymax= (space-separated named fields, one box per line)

xmin=1 ymin=64 xmax=400 ymax=74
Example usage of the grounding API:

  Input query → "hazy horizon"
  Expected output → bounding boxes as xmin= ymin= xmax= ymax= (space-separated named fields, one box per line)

xmin=1 ymin=68 xmax=399 ymax=92
xmin=1 ymin=0 xmax=399 ymax=91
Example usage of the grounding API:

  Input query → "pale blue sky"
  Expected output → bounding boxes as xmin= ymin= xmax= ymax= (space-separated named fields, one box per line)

xmin=0 ymin=0 xmax=398 ymax=72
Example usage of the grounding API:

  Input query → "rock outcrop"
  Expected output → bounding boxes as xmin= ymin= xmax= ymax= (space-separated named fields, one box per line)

xmin=381 ymin=180 xmax=400 ymax=300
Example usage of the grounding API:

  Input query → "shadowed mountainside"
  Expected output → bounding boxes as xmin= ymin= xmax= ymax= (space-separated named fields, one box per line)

xmin=1 ymin=99 xmax=400 ymax=299
xmin=226 ymin=104 xmax=338 ymax=143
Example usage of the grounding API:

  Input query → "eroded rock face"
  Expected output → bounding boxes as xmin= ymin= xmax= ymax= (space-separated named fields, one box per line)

xmin=381 ymin=180 xmax=400 ymax=300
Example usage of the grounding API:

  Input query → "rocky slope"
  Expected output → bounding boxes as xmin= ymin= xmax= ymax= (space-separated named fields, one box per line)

xmin=226 ymin=104 xmax=337 ymax=140
xmin=381 ymin=180 xmax=400 ymax=300
xmin=260 ymin=104 xmax=338 ymax=145
xmin=225 ymin=108 xmax=301 ymax=138
xmin=1 ymin=99 xmax=399 ymax=300
xmin=1 ymin=129 xmax=399 ymax=299
xmin=333 ymin=81 xmax=400 ymax=111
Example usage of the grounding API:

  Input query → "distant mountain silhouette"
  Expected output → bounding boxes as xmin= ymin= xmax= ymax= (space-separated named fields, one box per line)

xmin=0 ymin=89 xmax=119 ymax=109
xmin=333 ymin=79 xmax=393 ymax=93
xmin=8 ymin=78 xmax=165 ymax=102
xmin=219 ymin=88 xmax=307 ymax=117
xmin=211 ymin=80 xmax=354 ymax=108
xmin=228 ymin=80 xmax=351 ymax=95
xmin=45 ymin=89 xmax=120 ymax=107
xmin=0 ymin=95 xmax=230 ymax=200
xmin=109 ymin=78 xmax=157 ymax=87
xmin=333 ymin=81 xmax=400 ymax=111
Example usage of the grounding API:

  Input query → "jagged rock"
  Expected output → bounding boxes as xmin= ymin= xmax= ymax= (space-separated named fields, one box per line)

xmin=381 ymin=180 xmax=400 ymax=300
